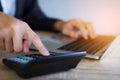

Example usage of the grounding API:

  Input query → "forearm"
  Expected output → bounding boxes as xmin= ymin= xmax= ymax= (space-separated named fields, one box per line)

xmin=23 ymin=17 xmax=60 ymax=32
xmin=53 ymin=20 xmax=65 ymax=32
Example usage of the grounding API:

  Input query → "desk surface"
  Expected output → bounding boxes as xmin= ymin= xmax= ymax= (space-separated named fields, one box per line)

xmin=0 ymin=31 xmax=120 ymax=80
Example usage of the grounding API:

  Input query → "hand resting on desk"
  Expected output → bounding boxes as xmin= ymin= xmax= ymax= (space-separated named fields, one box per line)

xmin=54 ymin=19 xmax=96 ymax=39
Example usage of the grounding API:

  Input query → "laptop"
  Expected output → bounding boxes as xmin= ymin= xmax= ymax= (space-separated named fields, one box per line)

xmin=30 ymin=34 xmax=116 ymax=60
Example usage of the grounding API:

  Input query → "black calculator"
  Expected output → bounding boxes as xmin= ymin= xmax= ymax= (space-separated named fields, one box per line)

xmin=2 ymin=51 xmax=86 ymax=78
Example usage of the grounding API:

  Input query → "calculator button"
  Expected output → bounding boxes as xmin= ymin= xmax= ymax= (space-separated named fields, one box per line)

xmin=16 ymin=55 xmax=33 ymax=61
xmin=8 ymin=58 xmax=29 ymax=64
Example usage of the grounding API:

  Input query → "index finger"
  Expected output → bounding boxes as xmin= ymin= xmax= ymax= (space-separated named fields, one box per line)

xmin=73 ymin=21 xmax=88 ymax=39
xmin=26 ymin=29 xmax=49 ymax=56
xmin=85 ymin=22 xmax=96 ymax=39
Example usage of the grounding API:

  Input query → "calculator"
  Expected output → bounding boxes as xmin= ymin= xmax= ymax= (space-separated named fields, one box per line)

xmin=2 ymin=51 xmax=86 ymax=78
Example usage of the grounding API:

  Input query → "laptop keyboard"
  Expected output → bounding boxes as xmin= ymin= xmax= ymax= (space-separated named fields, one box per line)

xmin=59 ymin=35 xmax=115 ymax=55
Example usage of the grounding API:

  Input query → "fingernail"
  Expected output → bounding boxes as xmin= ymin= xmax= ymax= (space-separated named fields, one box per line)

xmin=45 ymin=51 xmax=50 ymax=56
xmin=41 ymin=50 xmax=50 ymax=56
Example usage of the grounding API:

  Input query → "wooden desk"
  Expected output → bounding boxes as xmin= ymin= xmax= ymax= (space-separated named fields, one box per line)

xmin=0 ymin=31 xmax=120 ymax=80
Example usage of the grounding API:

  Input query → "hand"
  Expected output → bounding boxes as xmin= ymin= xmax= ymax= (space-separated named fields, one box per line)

xmin=0 ymin=12 xmax=49 ymax=56
xmin=54 ymin=19 xmax=96 ymax=39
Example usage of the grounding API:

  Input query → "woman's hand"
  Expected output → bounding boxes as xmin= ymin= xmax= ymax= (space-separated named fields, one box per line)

xmin=54 ymin=19 xmax=96 ymax=39
xmin=0 ymin=12 xmax=49 ymax=56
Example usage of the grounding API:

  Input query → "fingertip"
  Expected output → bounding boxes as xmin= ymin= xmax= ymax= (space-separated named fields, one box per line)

xmin=44 ymin=52 xmax=50 ymax=56
xmin=39 ymin=49 xmax=50 ymax=56
xmin=23 ymin=44 xmax=29 ymax=53
xmin=23 ymin=47 xmax=29 ymax=53
xmin=90 ymin=33 xmax=97 ymax=39
xmin=35 ymin=42 xmax=50 ymax=56
xmin=83 ymin=35 xmax=88 ymax=40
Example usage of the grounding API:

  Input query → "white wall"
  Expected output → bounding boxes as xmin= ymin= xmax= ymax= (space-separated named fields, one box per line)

xmin=38 ymin=0 xmax=120 ymax=35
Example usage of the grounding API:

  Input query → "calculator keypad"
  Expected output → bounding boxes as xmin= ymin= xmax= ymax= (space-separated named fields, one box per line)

xmin=8 ymin=55 xmax=33 ymax=64
xmin=7 ymin=53 xmax=63 ymax=64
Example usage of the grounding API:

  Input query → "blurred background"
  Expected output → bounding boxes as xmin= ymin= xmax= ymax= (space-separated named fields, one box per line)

xmin=38 ymin=0 xmax=120 ymax=35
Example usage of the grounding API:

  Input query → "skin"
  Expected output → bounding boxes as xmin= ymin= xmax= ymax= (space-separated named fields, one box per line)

xmin=54 ymin=19 xmax=96 ymax=39
xmin=0 ymin=12 xmax=96 ymax=56
xmin=0 ymin=12 xmax=49 ymax=56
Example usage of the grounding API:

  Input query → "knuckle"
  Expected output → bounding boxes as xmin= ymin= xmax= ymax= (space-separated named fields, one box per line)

xmin=8 ymin=24 xmax=18 ymax=35
xmin=21 ymin=22 xmax=30 ymax=30
xmin=86 ymin=22 xmax=94 ymax=28
xmin=10 ymin=21 xmax=30 ymax=35
xmin=21 ymin=22 xmax=32 ymax=32
xmin=86 ymin=22 xmax=92 ymax=25
xmin=21 ymin=22 xmax=29 ymax=27
xmin=72 ymin=18 xmax=80 ymax=22
xmin=13 ymin=21 xmax=28 ymax=29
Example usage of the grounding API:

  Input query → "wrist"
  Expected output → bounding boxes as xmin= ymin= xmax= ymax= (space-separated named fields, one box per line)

xmin=54 ymin=21 xmax=65 ymax=31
